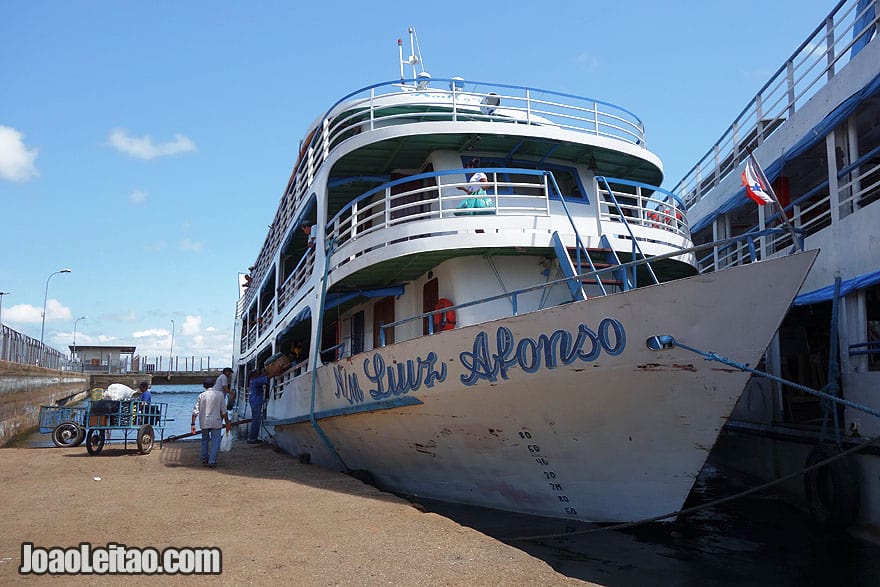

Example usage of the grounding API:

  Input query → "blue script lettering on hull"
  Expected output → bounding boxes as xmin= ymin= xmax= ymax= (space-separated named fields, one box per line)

xmin=332 ymin=318 xmax=625 ymax=402
xmin=459 ymin=318 xmax=625 ymax=386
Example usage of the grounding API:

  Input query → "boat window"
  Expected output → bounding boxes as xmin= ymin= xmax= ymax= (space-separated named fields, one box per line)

xmin=459 ymin=157 xmax=586 ymax=203
xmin=867 ymin=285 xmax=880 ymax=372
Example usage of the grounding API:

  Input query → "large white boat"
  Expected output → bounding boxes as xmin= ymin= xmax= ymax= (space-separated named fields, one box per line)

xmin=233 ymin=29 xmax=815 ymax=523
xmin=677 ymin=0 xmax=880 ymax=540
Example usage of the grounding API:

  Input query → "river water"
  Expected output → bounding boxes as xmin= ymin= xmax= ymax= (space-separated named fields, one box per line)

xmin=416 ymin=463 xmax=880 ymax=586
xmin=14 ymin=385 xmax=880 ymax=584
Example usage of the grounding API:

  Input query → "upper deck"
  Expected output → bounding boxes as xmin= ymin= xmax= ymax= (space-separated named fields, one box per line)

xmin=241 ymin=77 xmax=668 ymax=314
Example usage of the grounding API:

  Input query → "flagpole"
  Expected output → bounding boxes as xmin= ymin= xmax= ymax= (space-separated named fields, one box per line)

xmin=746 ymin=148 xmax=802 ymax=251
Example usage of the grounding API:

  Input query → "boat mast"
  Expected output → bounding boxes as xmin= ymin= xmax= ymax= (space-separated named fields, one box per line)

xmin=398 ymin=26 xmax=423 ymax=88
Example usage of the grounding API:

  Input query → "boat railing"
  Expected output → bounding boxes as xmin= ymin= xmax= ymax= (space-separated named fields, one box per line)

xmin=325 ymin=167 xmax=552 ymax=253
xmin=675 ymin=0 xmax=878 ymax=207
xmin=694 ymin=145 xmax=880 ymax=272
xmin=274 ymin=79 xmax=646 ymax=255
xmin=374 ymin=230 xmax=790 ymax=348
xmin=323 ymin=167 xmax=683 ymax=265
xmin=278 ymin=248 xmax=317 ymax=309
xmin=597 ymin=177 xmax=689 ymax=239
xmin=242 ymin=78 xmax=650 ymax=315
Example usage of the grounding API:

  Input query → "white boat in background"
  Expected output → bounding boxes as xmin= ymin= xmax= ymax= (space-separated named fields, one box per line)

xmin=677 ymin=0 xmax=880 ymax=540
xmin=233 ymin=28 xmax=816 ymax=523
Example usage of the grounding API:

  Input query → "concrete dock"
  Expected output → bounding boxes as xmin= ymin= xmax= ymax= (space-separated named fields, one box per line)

xmin=0 ymin=441 xmax=590 ymax=585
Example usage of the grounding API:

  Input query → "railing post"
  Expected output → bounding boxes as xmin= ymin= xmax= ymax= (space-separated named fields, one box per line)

xmin=825 ymin=15 xmax=836 ymax=81
xmin=369 ymin=88 xmax=375 ymax=131
xmin=322 ymin=118 xmax=330 ymax=161
xmin=525 ymin=89 xmax=531 ymax=125
xmin=786 ymin=59 xmax=796 ymax=118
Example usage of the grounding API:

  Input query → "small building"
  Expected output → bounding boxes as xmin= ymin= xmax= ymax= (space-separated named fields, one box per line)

xmin=68 ymin=345 xmax=136 ymax=373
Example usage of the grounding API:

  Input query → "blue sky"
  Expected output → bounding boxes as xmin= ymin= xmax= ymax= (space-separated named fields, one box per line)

xmin=0 ymin=0 xmax=835 ymax=365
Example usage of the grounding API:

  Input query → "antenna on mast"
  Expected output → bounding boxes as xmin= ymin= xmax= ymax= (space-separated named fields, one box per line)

xmin=398 ymin=26 xmax=426 ymax=88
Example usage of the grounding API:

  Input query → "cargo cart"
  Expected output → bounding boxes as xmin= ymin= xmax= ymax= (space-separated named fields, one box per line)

xmin=38 ymin=405 xmax=89 ymax=447
xmin=83 ymin=399 xmax=169 ymax=455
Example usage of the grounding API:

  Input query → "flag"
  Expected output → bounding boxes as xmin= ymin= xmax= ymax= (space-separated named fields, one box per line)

xmin=741 ymin=156 xmax=773 ymax=206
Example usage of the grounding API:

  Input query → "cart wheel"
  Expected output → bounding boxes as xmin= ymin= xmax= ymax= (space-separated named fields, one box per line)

xmin=137 ymin=425 xmax=154 ymax=455
xmin=85 ymin=429 xmax=105 ymax=455
xmin=52 ymin=422 xmax=85 ymax=447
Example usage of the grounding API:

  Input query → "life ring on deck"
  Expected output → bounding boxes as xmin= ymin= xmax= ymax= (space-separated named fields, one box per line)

xmin=433 ymin=298 xmax=456 ymax=332
xmin=803 ymin=444 xmax=861 ymax=528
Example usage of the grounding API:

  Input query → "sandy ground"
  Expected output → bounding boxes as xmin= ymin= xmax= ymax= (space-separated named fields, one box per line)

xmin=0 ymin=439 xmax=591 ymax=585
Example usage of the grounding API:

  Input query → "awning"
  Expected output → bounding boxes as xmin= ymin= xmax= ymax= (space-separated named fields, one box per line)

xmin=325 ymin=285 xmax=404 ymax=311
xmin=794 ymin=268 xmax=880 ymax=305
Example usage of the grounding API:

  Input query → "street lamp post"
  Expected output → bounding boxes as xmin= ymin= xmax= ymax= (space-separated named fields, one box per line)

xmin=0 ymin=291 xmax=9 ymax=362
xmin=39 ymin=269 xmax=72 ymax=366
xmin=73 ymin=315 xmax=86 ymax=368
xmin=168 ymin=319 xmax=175 ymax=378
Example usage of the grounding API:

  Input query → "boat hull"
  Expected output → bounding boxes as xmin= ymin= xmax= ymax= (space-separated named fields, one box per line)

xmin=267 ymin=251 xmax=817 ymax=522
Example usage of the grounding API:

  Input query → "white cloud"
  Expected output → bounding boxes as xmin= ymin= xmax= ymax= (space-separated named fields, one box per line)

xmin=108 ymin=128 xmax=197 ymax=160
xmin=179 ymin=238 xmax=204 ymax=252
xmin=181 ymin=315 xmax=201 ymax=337
xmin=3 ymin=300 xmax=71 ymax=323
xmin=0 ymin=125 xmax=39 ymax=182
xmin=128 ymin=189 xmax=147 ymax=204
xmin=133 ymin=328 xmax=169 ymax=338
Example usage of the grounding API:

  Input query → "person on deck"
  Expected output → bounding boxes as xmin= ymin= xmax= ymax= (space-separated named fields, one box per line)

xmin=301 ymin=222 xmax=316 ymax=249
xmin=247 ymin=369 xmax=270 ymax=444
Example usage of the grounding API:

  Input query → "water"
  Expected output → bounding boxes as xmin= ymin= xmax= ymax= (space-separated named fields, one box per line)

xmin=148 ymin=384 xmax=201 ymax=440
xmin=414 ymin=463 xmax=880 ymax=586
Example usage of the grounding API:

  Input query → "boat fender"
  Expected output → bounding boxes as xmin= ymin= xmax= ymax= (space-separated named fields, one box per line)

xmin=803 ymin=444 xmax=861 ymax=528
xmin=433 ymin=298 xmax=456 ymax=332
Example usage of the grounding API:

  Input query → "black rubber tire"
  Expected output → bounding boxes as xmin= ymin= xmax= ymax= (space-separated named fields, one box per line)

xmin=85 ymin=429 xmax=105 ymax=456
xmin=137 ymin=425 xmax=154 ymax=455
xmin=52 ymin=422 xmax=85 ymax=447
xmin=803 ymin=444 xmax=861 ymax=528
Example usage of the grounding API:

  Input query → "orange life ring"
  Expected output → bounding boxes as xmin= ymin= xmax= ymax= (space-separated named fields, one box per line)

xmin=433 ymin=298 xmax=456 ymax=331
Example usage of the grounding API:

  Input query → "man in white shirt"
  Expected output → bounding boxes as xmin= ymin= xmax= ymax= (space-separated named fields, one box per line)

xmin=191 ymin=378 xmax=230 ymax=468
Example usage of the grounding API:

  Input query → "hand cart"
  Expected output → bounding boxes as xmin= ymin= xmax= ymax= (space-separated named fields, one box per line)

xmin=83 ymin=399 xmax=169 ymax=455
xmin=38 ymin=405 xmax=89 ymax=447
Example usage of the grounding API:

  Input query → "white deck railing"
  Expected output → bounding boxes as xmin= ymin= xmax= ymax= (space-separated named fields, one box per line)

xmin=238 ymin=79 xmax=649 ymax=317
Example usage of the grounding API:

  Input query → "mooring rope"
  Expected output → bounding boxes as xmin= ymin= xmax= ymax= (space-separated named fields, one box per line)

xmin=508 ymin=434 xmax=879 ymax=542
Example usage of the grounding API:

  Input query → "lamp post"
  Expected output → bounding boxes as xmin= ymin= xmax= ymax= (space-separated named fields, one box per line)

xmin=73 ymin=315 xmax=86 ymax=366
xmin=39 ymin=269 xmax=72 ymax=366
xmin=168 ymin=319 xmax=175 ymax=378
xmin=0 ymin=291 xmax=9 ymax=362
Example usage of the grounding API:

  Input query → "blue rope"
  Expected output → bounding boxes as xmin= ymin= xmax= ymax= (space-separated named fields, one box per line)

xmin=309 ymin=237 xmax=348 ymax=471
xmin=667 ymin=338 xmax=880 ymax=420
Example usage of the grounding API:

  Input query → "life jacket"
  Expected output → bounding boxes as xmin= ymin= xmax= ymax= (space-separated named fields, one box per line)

xmin=433 ymin=298 xmax=456 ymax=331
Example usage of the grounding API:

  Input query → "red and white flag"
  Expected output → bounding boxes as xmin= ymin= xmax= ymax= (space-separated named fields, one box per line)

xmin=741 ymin=156 xmax=773 ymax=206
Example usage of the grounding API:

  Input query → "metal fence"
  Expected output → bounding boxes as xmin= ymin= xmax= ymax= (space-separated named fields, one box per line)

xmin=0 ymin=324 xmax=67 ymax=369
xmin=1 ymin=324 xmax=222 ymax=374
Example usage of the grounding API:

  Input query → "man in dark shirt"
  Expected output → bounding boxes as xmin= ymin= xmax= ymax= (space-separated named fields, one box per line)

xmin=247 ymin=370 xmax=269 ymax=444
